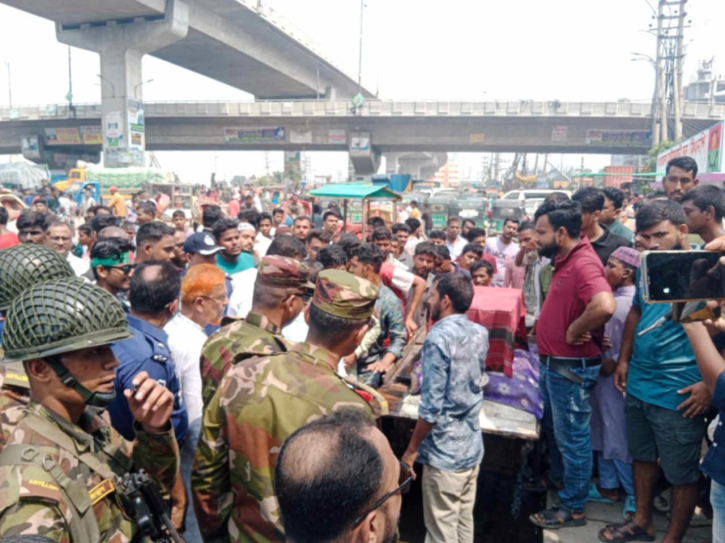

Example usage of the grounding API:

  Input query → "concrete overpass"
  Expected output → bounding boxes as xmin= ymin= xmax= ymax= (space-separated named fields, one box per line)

xmin=1 ymin=99 xmax=723 ymax=173
xmin=1 ymin=0 xmax=373 ymax=166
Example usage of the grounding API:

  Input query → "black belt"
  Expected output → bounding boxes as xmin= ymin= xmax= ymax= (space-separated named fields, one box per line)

xmin=541 ymin=355 xmax=602 ymax=384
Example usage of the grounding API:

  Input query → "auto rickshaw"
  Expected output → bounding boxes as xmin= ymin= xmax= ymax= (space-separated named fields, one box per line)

xmin=489 ymin=198 xmax=527 ymax=235
xmin=457 ymin=193 xmax=487 ymax=228
xmin=426 ymin=192 xmax=461 ymax=230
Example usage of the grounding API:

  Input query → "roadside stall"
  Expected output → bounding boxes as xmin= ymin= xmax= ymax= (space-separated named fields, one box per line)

xmin=378 ymin=285 xmax=544 ymax=542
xmin=307 ymin=183 xmax=401 ymax=239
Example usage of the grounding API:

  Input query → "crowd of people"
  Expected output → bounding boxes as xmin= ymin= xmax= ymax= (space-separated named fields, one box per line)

xmin=0 ymin=154 xmax=723 ymax=543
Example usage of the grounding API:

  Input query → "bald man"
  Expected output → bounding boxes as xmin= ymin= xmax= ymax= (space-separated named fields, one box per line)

xmin=275 ymin=409 xmax=407 ymax=543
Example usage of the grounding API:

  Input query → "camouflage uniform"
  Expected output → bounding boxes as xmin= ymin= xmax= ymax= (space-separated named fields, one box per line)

xmin=0 ymin=279 xmax=180 ymax=542
xmin=199 ymin=256 xmax=314 ymax=408
xmin=192 ymin=270 xmax=379 ymax=543
xmin=0 ymin=245 xmax=76 ymax=453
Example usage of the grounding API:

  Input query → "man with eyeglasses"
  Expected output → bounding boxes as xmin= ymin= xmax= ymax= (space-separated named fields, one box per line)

xmin=403 ymin=274 xmax=489 ymax=543
xmin=45 ymin=220 xmax=90 ymax=277
xmin=90 ymin=237 xmax=136 ymax=308
xmin=193 ymin=270 xmax=382 ymax=543
xmin=165 ymin=263 xmax=228 ymax=542
xmin=276 ymin=409 xmax=408 ymax=543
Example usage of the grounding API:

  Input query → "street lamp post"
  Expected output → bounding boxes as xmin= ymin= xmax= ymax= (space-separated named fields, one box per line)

xmin=134 ymin=79 xmax=154 ymax=99
xmin=96 ymin=74 xmax=116 ymax=98
xmin=357 ymin=0 xmax=365 ymax=95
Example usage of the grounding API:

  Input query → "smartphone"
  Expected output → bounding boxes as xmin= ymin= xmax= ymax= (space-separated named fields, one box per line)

xmin=641 ymin=250 xmax=725 ymax=303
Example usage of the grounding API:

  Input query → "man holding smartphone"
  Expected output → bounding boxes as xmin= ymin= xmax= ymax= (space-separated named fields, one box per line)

xmin=604 ymin=200 xmax=711 ymax=543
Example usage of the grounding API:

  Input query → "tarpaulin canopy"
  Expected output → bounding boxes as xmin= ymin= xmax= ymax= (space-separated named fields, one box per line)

xmin=308 ymin=183 xmax=401 ymax=200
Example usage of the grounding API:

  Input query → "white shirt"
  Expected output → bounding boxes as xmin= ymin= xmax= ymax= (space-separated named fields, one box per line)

xmin=386 ymin=253 xmax=409 ymax=271
xmin=255 ymin=234 xmax=272 ymax=257
xmin=282 ymin=311 xmax=308 ymax=344
xmin=228 ymin=268 xmax=258 ymax=318
xmin=445 ymin=236 xmax=468 ymax=260
xmin=67 ymin=253 xmax=90 ymax=278
xmin=164 ymin=313 xmax=207 ymax=423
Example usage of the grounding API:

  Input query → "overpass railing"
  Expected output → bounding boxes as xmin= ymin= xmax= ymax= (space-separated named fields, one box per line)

xmin=1 ymin=100 xmax=723 ymax=122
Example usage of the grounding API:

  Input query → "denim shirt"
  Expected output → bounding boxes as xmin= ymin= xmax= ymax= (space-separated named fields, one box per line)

xmin=418 ymin=313 xmax=489 ymax=471
xmin=701 ymin=370 xmax=725 ymax=486
xmin=109 ymin=314 xmax=189 ymax=443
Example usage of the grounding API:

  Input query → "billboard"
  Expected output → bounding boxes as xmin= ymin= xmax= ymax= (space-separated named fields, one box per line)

xmin=656 ymin=121 xmax=725 ymax=174
xmin=224 ymin=127 xmax=286 ymax=144
xmin=80 ymin=126 xmax=102 ymax=145
xmin=45 ymin=127 xmax=81 ymax=145
xmin=585 ymin=129 xmax=651 ymax=147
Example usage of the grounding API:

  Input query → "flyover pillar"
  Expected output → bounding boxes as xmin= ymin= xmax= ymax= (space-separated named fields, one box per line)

xmin=56 ymin=0 xmax=189 ymax=167
xmin=349 ymin=132 xmax=381 ymax=177
xmin=385 ymin=152 xmax=448 ymax=180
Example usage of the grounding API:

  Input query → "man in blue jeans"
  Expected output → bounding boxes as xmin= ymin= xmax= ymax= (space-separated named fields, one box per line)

xmin=603 ymin=200 xmax=711 ymax=543
xmin=529 ymin=200 xmax=615 ymax=529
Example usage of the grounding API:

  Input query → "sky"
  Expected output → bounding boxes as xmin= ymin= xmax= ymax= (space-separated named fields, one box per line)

xmin=1 ymin=0 xmax=724 ymax=182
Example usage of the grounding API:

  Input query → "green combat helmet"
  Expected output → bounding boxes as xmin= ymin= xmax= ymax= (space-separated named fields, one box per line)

xmin=0 ymin=244 xmax=75 ymax=312
xmin=2 ymin=279 xmax=132 ymax=408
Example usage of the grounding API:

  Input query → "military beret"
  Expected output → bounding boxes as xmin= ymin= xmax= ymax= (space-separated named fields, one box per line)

xmin=312 ymin=270 xmax=378 ymax=319
xmin=256 ymin=255 xmax=315 ymax=290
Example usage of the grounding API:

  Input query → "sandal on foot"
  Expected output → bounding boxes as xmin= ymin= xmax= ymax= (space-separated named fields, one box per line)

xmin=598 ymin=520 xmax=655 ymax=542
xmin=622 ymin=495 xmax=636 ymax=520
xmin=588 ymin=483 xmax=616 ymax=504
xmin=529 ymin=507 xmax=586 ymax=530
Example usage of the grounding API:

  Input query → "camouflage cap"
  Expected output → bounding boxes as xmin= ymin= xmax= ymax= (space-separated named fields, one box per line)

xmin=256 ymin=255 xmax=315 ymax=290
xmin=312 ymin=269 xmax=378 ymax=319
xmin=0 ymin=244 xmax=75 ymax=311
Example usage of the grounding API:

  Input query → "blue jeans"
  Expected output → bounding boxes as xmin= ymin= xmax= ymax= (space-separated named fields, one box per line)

xmin=713 ymin=479 xmax=725 ymax=543
xmin=181 ymin=417 xmax=203 ymax=543
xmin=539 ymin=362 xmax=600 ymax=513
xmin=598 ymin=452 xmax=634 ymax=496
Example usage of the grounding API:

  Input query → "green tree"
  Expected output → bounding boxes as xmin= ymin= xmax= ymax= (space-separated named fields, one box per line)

xmin=644 ymin=140 xmax=675 ymax=173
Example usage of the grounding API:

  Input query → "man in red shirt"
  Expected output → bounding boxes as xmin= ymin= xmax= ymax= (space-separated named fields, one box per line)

xmin=529 ymin=200 xmax=615 ymax=530
xmin=0 ymin=208 xmax=19 ymax=250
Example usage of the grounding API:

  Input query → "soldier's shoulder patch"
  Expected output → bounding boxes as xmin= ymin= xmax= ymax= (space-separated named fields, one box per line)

xmin=18 ymin=466 xmax=64 ymax=503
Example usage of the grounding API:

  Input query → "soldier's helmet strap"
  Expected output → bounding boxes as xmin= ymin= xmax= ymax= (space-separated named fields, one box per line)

xmin=46 ymin=357 xmax=117 ymax=409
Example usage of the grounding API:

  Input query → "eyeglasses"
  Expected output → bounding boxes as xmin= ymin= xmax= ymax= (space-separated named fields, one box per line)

xmin=108 ymin=264 xmax=136 ymax=275
xmin=353 ymin=460 xmax=413 ymax=526
xmin=200 ymin=294 xmax=228 ymax=305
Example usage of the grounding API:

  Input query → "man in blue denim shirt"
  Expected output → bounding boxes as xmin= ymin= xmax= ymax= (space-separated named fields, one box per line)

xmin=109 ymin=260 xmax=188 ymax=442
xmin=403 ymin=274 xmax=488 ymax=543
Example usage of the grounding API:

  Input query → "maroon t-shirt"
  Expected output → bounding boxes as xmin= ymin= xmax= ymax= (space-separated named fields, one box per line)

xmin=537 ymin=237 xmax=611 ymax=358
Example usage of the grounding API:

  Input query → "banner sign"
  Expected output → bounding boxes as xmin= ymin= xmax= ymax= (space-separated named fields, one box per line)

xmin=45 ymin=127 xmax=81 ymax=145
xmin=657 ymin=121 xmax=724 ymax=174
xmin=585 ymin=129 xmax=651 ymax=147
xmin=224 ymin=127 xmax=286 ymax=144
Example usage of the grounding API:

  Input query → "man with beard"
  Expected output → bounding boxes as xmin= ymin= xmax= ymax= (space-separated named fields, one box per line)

xmin=663 ymin=156 xmax=699 ymax=203
xmin=529 ymin=199 xmax=615 ymax=531
xmin=402 ymin=274 xmax=489 ymax=543
xmin=276 ymin=409 xmax=407 ymax=543
xmin=135 ymin=221 xmax=176 ymax=264
xmin=171 ymin=229 xmax=188 ymax=270
xmin=165 ymin=264 xmax=228 ymax=542
xmin=602 ymin=200 xmax=711 ymax=543
xmin=293 ymin=216 xmax=312 ymax=244
xmin=213 ymin=218 xmax=254 ymax=275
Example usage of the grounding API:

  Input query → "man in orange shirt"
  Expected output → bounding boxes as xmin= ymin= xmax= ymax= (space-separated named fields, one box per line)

xmin=108 ymin=186 xmax=128 ymax=218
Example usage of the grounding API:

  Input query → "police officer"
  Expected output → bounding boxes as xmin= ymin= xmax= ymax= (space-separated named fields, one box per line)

xmin=0 ymin=278 xmax=179 ymax=541
xmin=193 ymin=269 xmax=380 ymax=542
xmin=199 ymin=254 xmax=313 ymax=408
xmin=0 ymin=244 xmax=76 ymax=451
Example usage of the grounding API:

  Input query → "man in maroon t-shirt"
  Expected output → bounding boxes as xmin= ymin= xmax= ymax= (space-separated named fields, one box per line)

xmin=529 ymin=200 xmax=615 ymax=530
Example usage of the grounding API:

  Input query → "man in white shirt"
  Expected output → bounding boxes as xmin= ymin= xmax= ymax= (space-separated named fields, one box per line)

xmin=484 ymin=218 xmax=520 ymax=287
xmin=165 ymin=263 xmax=228 ymax=542
xmin=45 ymin=220 xmax=90 ymax=277
xmin=255 ymin=212 xmax=274 ymax=257
xmin=445 ymin=217 xmax=468 ymax=260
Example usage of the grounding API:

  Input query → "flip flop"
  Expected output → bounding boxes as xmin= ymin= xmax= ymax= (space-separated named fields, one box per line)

xmin=598 ymin=520 xmax=655 ymax=542
xmin=588 ymin=482 xmax=616 ymax=504
xmin=623 ymin=495 xmax=636 ymax=520
xmin=529 ymin=507 xmax=587 ymax=530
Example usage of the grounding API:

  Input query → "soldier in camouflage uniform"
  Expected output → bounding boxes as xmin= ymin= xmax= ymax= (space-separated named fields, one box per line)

xmin=199 ymin=255 xmax=314 ymax=408
xmin=0 ymin=279 xmax=180 ymax=542
xmin=192 ymin=269 xmax=380 ymax=543
xmin=0 ymin=244 xmax=76 ymax=452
